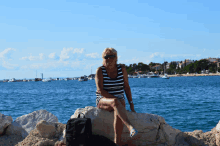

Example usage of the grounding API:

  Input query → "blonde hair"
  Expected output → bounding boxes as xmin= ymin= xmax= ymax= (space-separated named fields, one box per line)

xmin=102 ymin=48 xmax=118 ymax=66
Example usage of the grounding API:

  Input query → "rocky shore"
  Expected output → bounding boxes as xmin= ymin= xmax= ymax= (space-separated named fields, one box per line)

xmin=1 ymin=106 xmax=220 ymax=146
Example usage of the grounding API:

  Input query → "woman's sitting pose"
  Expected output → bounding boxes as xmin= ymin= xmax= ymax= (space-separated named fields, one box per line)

xmin=95 ymin=48 xmax=138 ymax=146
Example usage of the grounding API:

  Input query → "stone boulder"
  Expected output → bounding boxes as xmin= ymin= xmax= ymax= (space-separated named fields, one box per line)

xmin=36 ymin=120 xmax=66 ymax=139
xmin=6 ymin=110 xmax=58 ymax=138
xmin=36 ymin=120 xmax=56 ymax=138
xmin=0 ymin=134 xmax=24 ymax=146
xmin=16 ymin=121 xmax=66 ymax=146
xmin=215 ymin=121 xmax=220 ymax=146
xmin=0 ymin=112 xmax=13 ymax=135
xmin=184 ymin=129 xmax=217 ymax=146
xmin=69 ymin=106 xmax=189 ymax=146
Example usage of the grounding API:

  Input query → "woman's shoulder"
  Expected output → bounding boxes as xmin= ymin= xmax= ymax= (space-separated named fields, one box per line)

xmin=96 ymin=66 xmax=105 ymax=74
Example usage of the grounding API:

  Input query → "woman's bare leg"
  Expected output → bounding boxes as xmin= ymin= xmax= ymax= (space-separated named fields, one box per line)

xmin=114 ymin=99 xmax=125 ymax=145
xmin=98 ymin=98 xmax=134 ymax=145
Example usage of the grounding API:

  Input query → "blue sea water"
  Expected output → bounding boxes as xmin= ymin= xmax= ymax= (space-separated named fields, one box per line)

xmin=0 ymin=76 xmax=220 ymax=132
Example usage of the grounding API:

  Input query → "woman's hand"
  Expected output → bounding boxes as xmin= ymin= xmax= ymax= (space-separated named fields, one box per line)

xmin=130 ymin=104 xmax=136 ymax=112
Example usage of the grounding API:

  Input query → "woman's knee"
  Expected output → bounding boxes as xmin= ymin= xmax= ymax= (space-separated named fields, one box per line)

xmin=98 ymin=103 xmax=114 ymax=111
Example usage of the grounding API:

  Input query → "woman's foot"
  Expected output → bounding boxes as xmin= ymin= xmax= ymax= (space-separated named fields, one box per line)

xmin=130 ymin=128 xmax=138 ymax=138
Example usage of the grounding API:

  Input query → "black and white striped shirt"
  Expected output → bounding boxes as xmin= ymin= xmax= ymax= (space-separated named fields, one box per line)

xmin=96 ymin=64 xmax=125 ymax=106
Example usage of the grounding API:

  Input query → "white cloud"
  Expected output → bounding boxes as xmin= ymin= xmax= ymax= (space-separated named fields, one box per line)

xmin=48 ymin=52 xmax=56 ymax=59
xmin=85 ymin=53 xmax=99 ymax=58
xmin=21 ymin=62 xmax=59 ymax=70
xmin=39 ymin=53 xmax=44 ymax=60
xmin=0 ymin=48 xmax=18 ymax=69
xmin=0 ymin=48 xmax=16 ymax=59
xmin=59 ymin=48 xmax=85 ymax=61
xmin=2 ymin=60 xmax=19 ymax=69
xmin=60 ymin=48 xmax=74 ymax=61
xmin=20 ymin=56 xmax=28 ymax=60
xmin=29 ymin=55 xmax=38 ymax=61
xmin=20 ymin=59 xmax=84 ymax=71
xmin=150 ymin=52 xmax=164 ymax=58
xmin=20 ymin=53 xmax=45 ymax=61
xmin=73 ymin=48 xmax=84 ymax=54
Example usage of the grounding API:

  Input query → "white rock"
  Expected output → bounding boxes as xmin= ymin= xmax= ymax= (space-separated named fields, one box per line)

xmin=216 ymin=121 xmax=220 ymax=131
xmin=69 ymin=106 xmax=185 ymax=146
xmin=6 ymin=110 xmax=58 ymax=138
xmin=0 ymin=113 xmax=13 ymax=135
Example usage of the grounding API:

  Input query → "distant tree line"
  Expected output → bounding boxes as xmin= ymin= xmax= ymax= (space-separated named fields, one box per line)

xmin=119 ymin=59 xmax=220 ymax=75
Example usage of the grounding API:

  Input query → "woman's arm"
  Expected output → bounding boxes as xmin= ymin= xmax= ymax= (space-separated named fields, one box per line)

xmin=95 ymin=67 xmax=117 ymax=99
xmin=121 ymin=66 xmax=135 ymax=112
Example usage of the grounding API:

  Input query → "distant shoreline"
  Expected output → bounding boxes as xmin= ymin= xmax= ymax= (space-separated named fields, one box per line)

xmin=167 ymin=73 xmax=220 ymax=77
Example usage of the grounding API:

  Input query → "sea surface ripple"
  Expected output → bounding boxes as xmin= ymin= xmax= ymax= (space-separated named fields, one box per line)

xmin=0 ymin=76 xmax=220 ymax=132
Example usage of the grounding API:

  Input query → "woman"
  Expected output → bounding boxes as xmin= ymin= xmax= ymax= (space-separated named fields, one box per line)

xmin=95 ymin=48 xmax=138 ymax=146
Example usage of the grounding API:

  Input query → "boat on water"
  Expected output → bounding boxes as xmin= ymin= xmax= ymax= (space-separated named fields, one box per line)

xmin=142 ymin=74 xmax=148 ymax=78
xmin=88 ymin=77 xmax=95 ymax=80
xmin=42 ymin=79 xmax=51 ymax=82
xmin=147 ymin=72 xmax=160 ymax=78
xmin=64 ymin=78 xmax=71 ymax=81
xmin=161 ymin=74 xmax=170 ymax=79
xmin=138 ymin=75 xmax=143 ymax=78
xmin=161 ymin=61 xmax=169 ymax=79
xmin=8 ymin=78 xmax=16 ymax=82
xmin=73 ymin=77 xmax=78 ymax=80
xmin=78 ymin=76 xmax=88 ymax=81
xmin=128 ymin=75 xmax=133 ymax=78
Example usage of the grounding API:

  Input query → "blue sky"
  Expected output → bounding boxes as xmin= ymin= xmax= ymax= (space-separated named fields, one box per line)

xmin=0 ymin=0 xmax=220 ymax=79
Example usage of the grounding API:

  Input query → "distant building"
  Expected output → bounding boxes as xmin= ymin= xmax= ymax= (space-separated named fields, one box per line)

xmin=178 ymin=63 xmax=183 ymax=69
xmin=179 ymin=59 xmax=194 ymax=68
xmin=217 ymin=62 xmax=220 ymax=68
xmin=166 ymin=63 xmax=170 ymax=69
xmin=206 ymin=57 xmax=219 ymax=63
xmin=151 ymin=65 xmax=162 ymax=70
xmin=172 ymin=61 xmax=180 ymax=69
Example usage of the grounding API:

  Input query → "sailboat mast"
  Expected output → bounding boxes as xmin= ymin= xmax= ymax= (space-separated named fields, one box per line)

xmin=164 ymin=60 xmax=165 ymax=75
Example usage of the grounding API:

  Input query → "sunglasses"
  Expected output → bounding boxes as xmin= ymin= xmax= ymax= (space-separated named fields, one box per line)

xmin=104 ymin=55 xmax=115 ymax=59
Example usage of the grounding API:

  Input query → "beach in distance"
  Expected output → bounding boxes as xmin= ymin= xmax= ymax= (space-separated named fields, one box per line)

xmin=0 ymin=75 xmax=220 ymax=133
xmin=167 ymin=72 xmax=220 ymax=77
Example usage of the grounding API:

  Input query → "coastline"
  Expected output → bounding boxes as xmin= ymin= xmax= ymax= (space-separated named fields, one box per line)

xmin=166 ymin=73 xmax=220 ymax=77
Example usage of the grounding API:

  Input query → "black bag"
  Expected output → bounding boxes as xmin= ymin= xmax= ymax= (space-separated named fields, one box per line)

xmin=66 ymin=113 xmax=92 ymax=146
xmin=90 ymin=134 xmax=117 ymax=146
